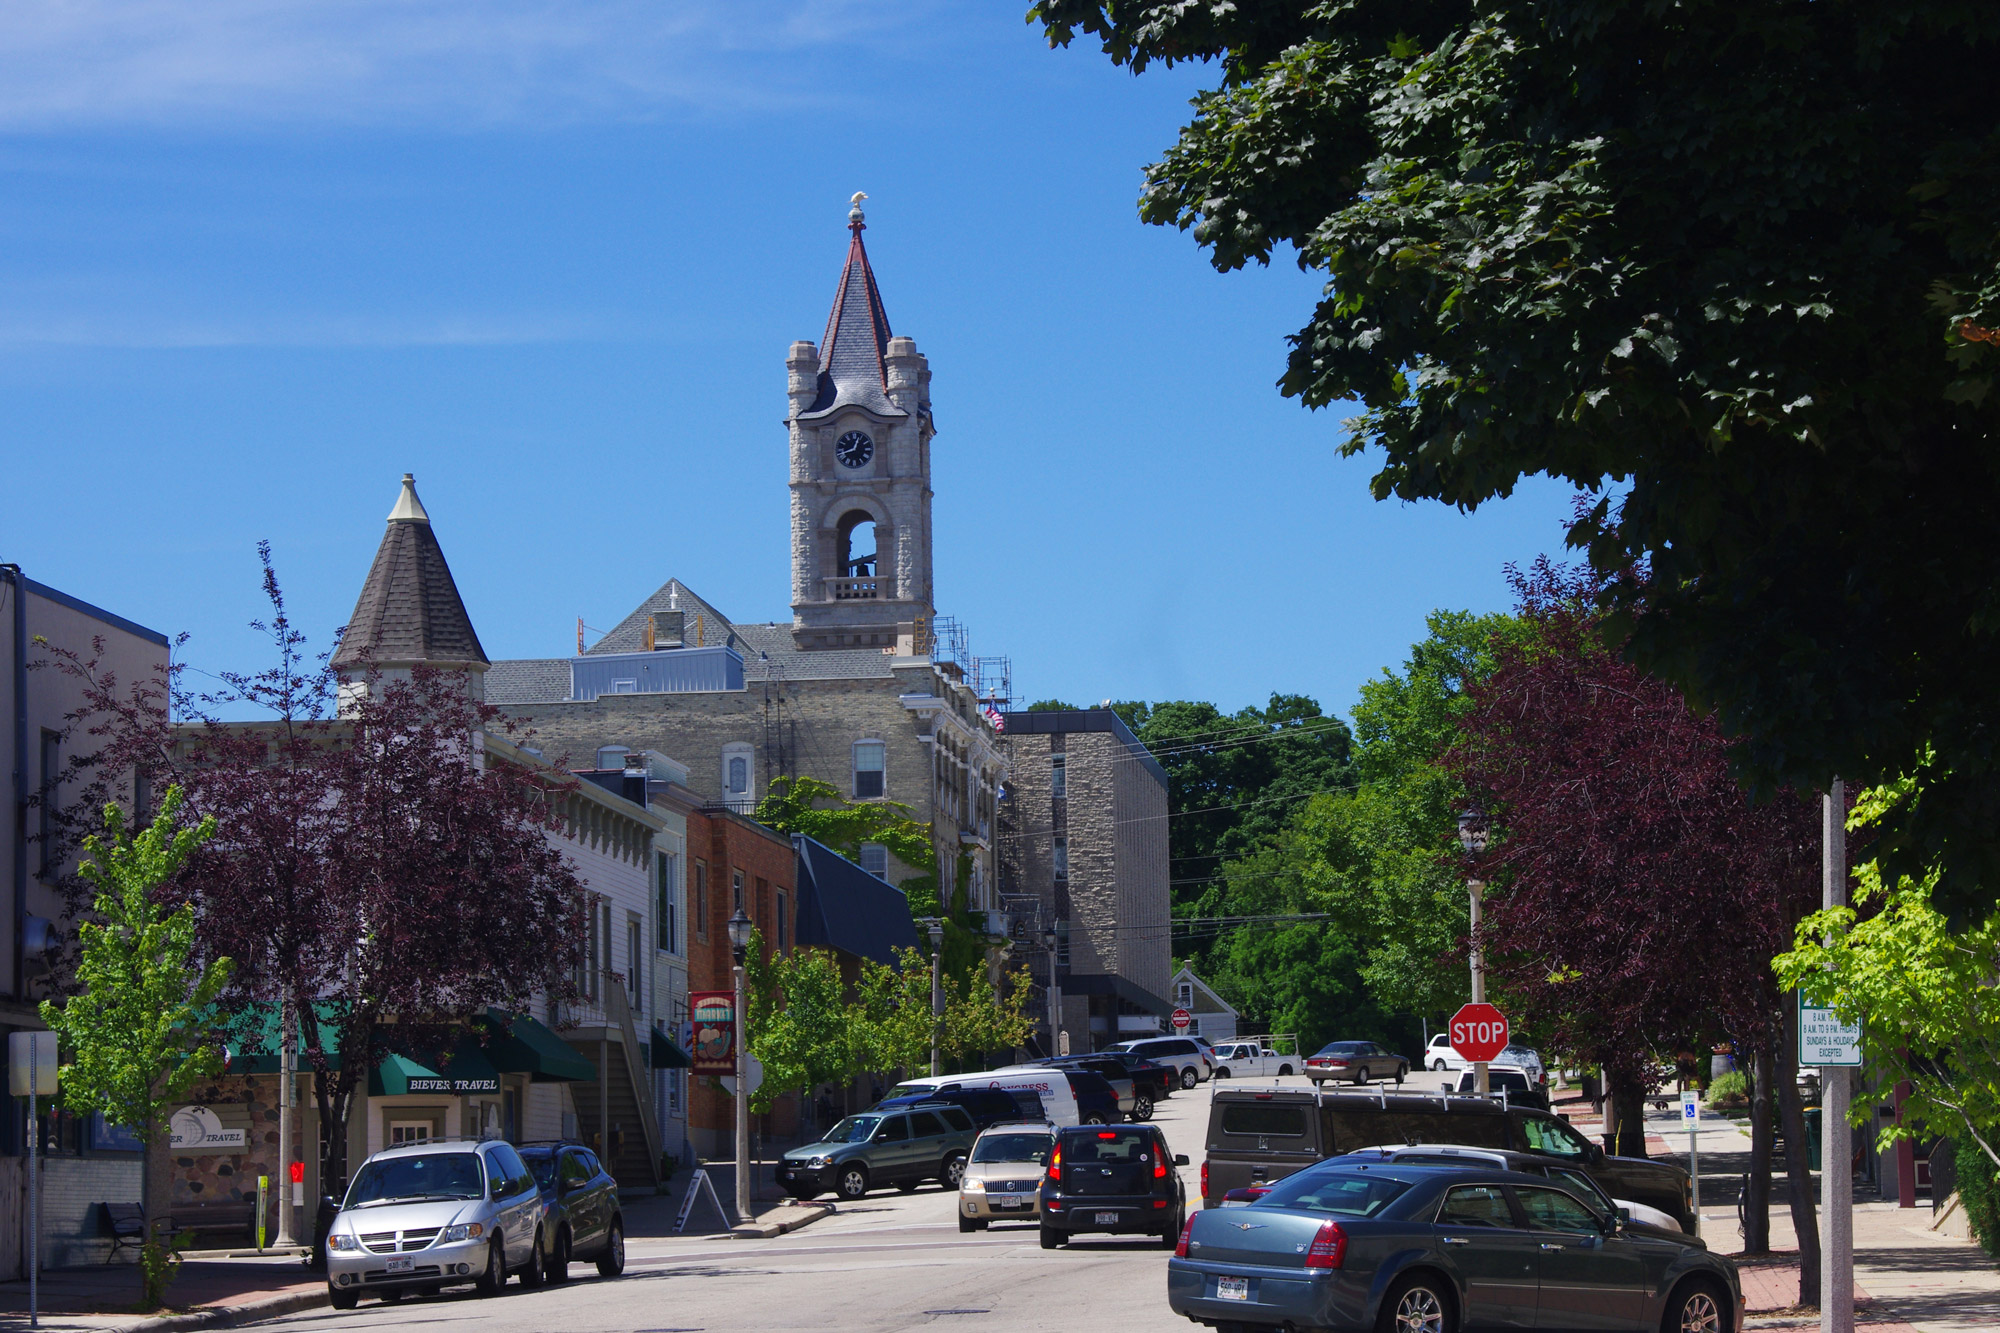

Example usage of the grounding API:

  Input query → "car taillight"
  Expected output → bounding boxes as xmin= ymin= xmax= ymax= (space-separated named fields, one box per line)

xmin=1304 ymin=1220 xmax=1347 ymax=1269
xmin=1174 ymin=1215 xmax=1196 ymax=1258
xmin=1048 ymin=1146 xmax=1061 ymax=1183
xmin=1153 ymin=1158 xmax=1167 ymax=1179
xmin=1200 ymin=1159 xmax=1208 ymax=1198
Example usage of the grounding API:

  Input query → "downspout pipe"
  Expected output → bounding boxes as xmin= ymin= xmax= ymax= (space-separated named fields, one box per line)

xmin=3 ymin=563 xmax=26 ymax=1003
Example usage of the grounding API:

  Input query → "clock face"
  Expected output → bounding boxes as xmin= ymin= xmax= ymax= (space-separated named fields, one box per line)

xmin=835 ymin=430 xmax=874 ymax=469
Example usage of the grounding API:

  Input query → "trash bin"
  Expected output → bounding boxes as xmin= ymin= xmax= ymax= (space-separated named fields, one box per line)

xmin=1804 ymin=1106 xmax=1823 ymax=1172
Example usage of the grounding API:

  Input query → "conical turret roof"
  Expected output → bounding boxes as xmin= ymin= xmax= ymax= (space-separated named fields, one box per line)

xmin=331 ymin=473 xmax=488 ymax=671
xmin=802 ymin=201 xmax=903 ymax=419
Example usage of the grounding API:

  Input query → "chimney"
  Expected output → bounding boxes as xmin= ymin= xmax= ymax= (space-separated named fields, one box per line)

xmin=650 ymin=610 xmax=685 ymax=649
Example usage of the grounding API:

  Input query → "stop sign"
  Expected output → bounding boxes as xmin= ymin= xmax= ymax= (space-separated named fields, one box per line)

xmin=1449 ymin=1003 xmax=1510 ymax=1063
xmin=1170 ymin=1008 xmax=1192 ymax=1032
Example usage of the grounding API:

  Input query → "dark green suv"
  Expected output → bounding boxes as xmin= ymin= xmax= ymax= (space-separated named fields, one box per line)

xmin=779 ymin=1103 xmax=979 ymax=1200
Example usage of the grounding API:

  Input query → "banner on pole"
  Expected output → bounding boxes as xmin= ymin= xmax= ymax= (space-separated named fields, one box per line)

xmin=690 ymin=991 xmax=737 ymax=1076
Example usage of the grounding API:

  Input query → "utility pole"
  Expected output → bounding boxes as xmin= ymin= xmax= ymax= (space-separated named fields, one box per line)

xmin=1457 ymin=809 xmax=1491 ymax=1097
xmin=276 ymin=998 xmax=296 ymax=1246
xmin=1822 ymin=780 xmax=1853 ymax=1333
xmin=925 ymin=918 xmax=945 ymax=1077
xmin=728 ymin=907 xmax=752 ymax=1226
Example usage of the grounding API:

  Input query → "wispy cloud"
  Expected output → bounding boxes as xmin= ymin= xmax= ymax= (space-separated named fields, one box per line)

xmin=0 ymin=309 xmax=631 ymax=348
xmin=0 ymin=1 xmax=940 ymax=130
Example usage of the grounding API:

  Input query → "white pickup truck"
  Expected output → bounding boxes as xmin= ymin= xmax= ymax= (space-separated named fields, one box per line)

xmin=1207 ymin=1041 xmax=1297 ymax=1078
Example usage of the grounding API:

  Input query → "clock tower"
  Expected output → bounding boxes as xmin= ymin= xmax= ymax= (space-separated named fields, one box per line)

xmin=787 ymin=196 xmax=936 ymax=652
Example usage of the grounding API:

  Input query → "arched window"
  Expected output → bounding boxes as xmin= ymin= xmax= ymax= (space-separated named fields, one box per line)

xmin=720 ymin=742 xmax=755 ymax=812
xmin=836 ymin=511 xmax=878 ymax=579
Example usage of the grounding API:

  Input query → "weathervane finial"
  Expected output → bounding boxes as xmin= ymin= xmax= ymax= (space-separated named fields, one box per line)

xmin=849 ymin=191 xmax=868 ymax=233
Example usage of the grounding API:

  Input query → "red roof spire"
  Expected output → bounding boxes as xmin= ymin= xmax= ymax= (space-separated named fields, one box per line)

xmin=804 ymin=194 xmax=898 ymax=417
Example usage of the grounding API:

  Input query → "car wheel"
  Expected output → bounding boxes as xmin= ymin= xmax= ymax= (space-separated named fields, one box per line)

xmin=475 ymin=1239 xmax=506 ymax=1297
xmin=1158 ymin=1209 xmax=1183 ymax=1249
xmin=1431 ymin=1059 xmax=1447 ymax=1072
xmin=519 ymin=1227 xmax=547 ymax=1288
xmin=595 ymin=1219 xmax=626 ymax=1277
xmin=1277 ymin=1064 xmax=1293 ymax=1076
xmin=1353 ymin=1066 xmax=1368 ymax=1085
xmin=328 ymin=1283 xmax=359 ymax=1311
xmin=1663 ymin=1279 xmax=1730 ymax=1333
xmin=943 ymin=1153 xmax=968 ymax=1188
xmin=1213 ymin=1067 xmax=1230 ymax=1078
xmin=837 ymin=1164 xmax=871 ymax=1200
xmin=1377 ymin=1272 xmax=1455 ymax=1333
xmin=1039 ymin=1224 xmax=1062 ymax=1250
xmin=1132 ymin=1093 xmax=1154 ymax=1121
xmin=549 ymin=1225 xmax=572 ymax=1284
xmin=1180 ymin=1067 xmax=1198 ymax=1090
xmin=1395 ymin=1064 xmax=1406 ymax=1085
xmin=1084 ymin=1113 xmax=1109 ymax=1125
xmin=958 ymin=1214 xmax=986 ymax=1233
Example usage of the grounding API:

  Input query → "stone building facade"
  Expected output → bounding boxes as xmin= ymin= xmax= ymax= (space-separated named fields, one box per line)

xmin=998 ymin=710 xmax=1172 ymax=1054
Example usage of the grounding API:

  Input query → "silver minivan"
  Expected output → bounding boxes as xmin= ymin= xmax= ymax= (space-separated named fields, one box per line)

xmin=325 ymin=1139 xmax=553 ymax=1309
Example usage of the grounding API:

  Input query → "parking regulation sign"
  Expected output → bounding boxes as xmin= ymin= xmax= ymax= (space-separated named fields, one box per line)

xmin=1797 ymin=992 xmax=1862 ymax=1067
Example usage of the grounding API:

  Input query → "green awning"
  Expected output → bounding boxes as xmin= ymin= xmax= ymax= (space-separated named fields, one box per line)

xmin=650 ymin=1030 xmax=692 ymax=1069
xmin=481 ymin=1008 xmax=595 ymax=1083
xmin=370 ymin=1052 xmax=440 ymax=1097
xmin=210 ymin=1002 xmax=347 ymax=1074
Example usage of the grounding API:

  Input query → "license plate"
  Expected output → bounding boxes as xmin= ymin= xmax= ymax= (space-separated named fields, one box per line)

xmin=1094 ymin=1211 xmax=1119 ymax=1226
xmin=994 ymin=1194 xmax=1020 ymax=1209
xmin=386 ymin=1256 xmax=413 ymax=1274
xmin=1217 ymin=1276 xmax=1249 ymax=1301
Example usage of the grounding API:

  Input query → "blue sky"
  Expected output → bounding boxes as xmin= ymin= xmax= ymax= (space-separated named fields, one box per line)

xmin=0 ymin=1 xmax=1579 ymax=719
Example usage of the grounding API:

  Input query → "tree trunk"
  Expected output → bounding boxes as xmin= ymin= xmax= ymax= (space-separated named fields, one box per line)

xmin=1745 ymin=1043 xmax=1774 ymax=1254
xmin=1777 ymin=999 xmax=1821 ymax=1306
xmin=1606 ymin=1075 xmax=1649 ymax=1158
xmin=140 ymin=1107 xmax=174 ymax=1303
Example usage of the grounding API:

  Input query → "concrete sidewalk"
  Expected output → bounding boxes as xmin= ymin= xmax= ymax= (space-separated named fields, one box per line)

xmin=0 ymin=1255 xmax=323 ymax=1332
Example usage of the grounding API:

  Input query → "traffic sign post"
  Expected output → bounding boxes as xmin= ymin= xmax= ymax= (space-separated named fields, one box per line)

xmin=1681 ymin=1089 xmax=1702 ymax=1236
xmin=1449 ymin=1003 xmax=1510 ymax=1063
xmin=11 ymin=1030 xmax=59 ymax=1329
xmin=1170 ymin=1008 xmax=1192 ymax=1034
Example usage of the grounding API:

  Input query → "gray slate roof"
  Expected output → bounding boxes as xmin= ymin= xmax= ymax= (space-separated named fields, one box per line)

xmin=793 ymin=834 xmax=919 ymax=966
xmin=801 ymin=224 xmax=903 ymax=421
xmin=332 ymin=480 xmax=488 ymax=670
xmin=484 ymin=580 xmax=905 ymax=704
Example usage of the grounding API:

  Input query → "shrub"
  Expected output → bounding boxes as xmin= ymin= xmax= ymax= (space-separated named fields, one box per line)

xmin=1706 ymin=1071 xmax=1751 ymax=1108
xmin=1941 ymin=1139 xmax=2000 ymax=1261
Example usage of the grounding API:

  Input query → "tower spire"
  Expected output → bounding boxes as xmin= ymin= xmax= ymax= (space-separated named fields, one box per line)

xmin=332 ymin=472 xmax=488 ymax=682
xmin=804 ymin=192 xmax=899 ymax=419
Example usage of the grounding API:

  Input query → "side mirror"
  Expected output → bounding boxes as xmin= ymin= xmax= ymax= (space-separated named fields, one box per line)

xmin=1612 ymin=1206 xmax=1631 ymax=1232
xmin=1174 ymin=1154 xmax=1190 ymax=1166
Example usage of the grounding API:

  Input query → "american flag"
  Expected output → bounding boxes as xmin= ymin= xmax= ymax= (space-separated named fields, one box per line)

xmin=983 ymin=706 xmax=1005 ymax=732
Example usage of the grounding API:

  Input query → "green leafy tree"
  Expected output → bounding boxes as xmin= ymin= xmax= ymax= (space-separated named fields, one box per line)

xmin=743 ymin=935 xmax=856 ymax=1114
xmin=850 ymin=946 xmax=936 ymax=1080
xmin=1034 ymin=0 xmax=2000 ymax=921
xmin=754 ymin=774 xmax=942 ymax=912
xmin=940 ymin=964 xmax=1039 ymax=1069
xmin=40 ymin=788 xmax=232 ymax=1309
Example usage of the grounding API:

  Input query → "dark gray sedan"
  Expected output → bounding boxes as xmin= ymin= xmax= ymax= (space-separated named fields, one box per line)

xmin=1168 ymin=1161 xmax=1742 ymax=1333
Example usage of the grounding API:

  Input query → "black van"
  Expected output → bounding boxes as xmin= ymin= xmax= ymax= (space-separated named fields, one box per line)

xmin=1202 ymin=1087 xmax=1693 ymax=1231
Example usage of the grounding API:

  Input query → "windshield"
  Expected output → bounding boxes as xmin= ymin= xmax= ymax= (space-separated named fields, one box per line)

xmin=518 ymin=1150 xmax=557 ymax=1190
xmin=820 ymin=1115 xmax=883 ymax=1144
xmin=972 ymin=1133 xmax=1051 ymax=1164
xmin=1257 ymin=1169 xmax=1412 ymax=1218
xmin=346 ymin=1152 xmax=485 ymax=1208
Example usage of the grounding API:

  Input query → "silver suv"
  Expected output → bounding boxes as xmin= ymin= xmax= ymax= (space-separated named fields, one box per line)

xmin=325 ymin=1139 xmax=553 ymax=1309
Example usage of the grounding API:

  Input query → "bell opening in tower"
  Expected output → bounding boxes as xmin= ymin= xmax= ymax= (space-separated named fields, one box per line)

xmin=835 ymin=511 xmax=879 ymax=597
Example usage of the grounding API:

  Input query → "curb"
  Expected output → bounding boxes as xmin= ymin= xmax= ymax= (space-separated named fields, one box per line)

xmin=729 ymin=1204 xmax=832 ymax=1239
xmin=109 ymin=1286 xmax=327 ymax=1333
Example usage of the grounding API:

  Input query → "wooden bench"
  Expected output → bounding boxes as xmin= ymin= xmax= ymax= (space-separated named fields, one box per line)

xmin=164 ymin=1200 xmax=257 ymax=1245
xmin=99 ymin=1202 xmax=144 ymax=1263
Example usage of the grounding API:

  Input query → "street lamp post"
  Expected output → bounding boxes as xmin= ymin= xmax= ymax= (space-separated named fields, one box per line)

xmin=925 ymin=918 xmax=945 ymax=1077
xmin=1456 ymin=808 xmax=1491 ymax=1097
xmin=727 ymin=906 xmax=753 ymax=1226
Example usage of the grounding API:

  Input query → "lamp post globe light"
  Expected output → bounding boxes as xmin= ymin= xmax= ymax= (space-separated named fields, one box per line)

xmin=924 ymin=918 xmax=945 ymax=1077
xmin=728 ymin=906 xmax=753 ymax=1225
xmin=1455 ymin=808 xmax=1491 ymax=1096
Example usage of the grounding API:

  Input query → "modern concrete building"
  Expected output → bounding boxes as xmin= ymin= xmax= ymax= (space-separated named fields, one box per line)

xmin=488 ymin=204 xmax=1005 ymax=923
xmin=1 ymin=567 xmax=167 ymax=1273
xmin=997 ymin=709 xmax=1172 ymax=1054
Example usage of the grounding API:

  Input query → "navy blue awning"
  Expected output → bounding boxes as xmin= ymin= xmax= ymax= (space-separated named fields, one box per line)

xmin=792 ymin=834 xmax=921 ymax=966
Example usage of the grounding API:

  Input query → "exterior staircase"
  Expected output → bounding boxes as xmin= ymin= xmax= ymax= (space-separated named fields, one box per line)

xmin=555 ymin=973 xmax=663 ymax=1191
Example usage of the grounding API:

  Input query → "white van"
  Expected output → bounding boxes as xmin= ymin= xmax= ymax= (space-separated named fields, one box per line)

xmin=883 ymin=1069 xmax=1081 ymax=1127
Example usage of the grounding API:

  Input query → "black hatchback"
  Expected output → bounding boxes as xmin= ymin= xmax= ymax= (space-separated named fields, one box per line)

xmin=516 ymin=1143 xmax=626 ymax=1280
xmin=1039 ymin=1125 xmax=1187 ymax=1250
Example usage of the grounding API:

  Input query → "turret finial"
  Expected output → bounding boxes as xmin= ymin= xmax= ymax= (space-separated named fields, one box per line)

xmin=848 ymin=191 xmax=868 ymax=233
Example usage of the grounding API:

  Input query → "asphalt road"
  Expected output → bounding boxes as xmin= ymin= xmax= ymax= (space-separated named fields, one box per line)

xmin=256 ymin=1072 xmax=1400 ymax=1333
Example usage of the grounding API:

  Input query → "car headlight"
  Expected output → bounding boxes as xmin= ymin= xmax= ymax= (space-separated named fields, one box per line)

xmin=961 ymin=1178 xmax=984 ymax=1192
xmin=809 ymin=1156 xmax=833 ymax=1168
xmin=440 ymin=1223 xmax=485 ymax=1243
xmin=327 ymin=1233 xmax=360 ymax=1252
